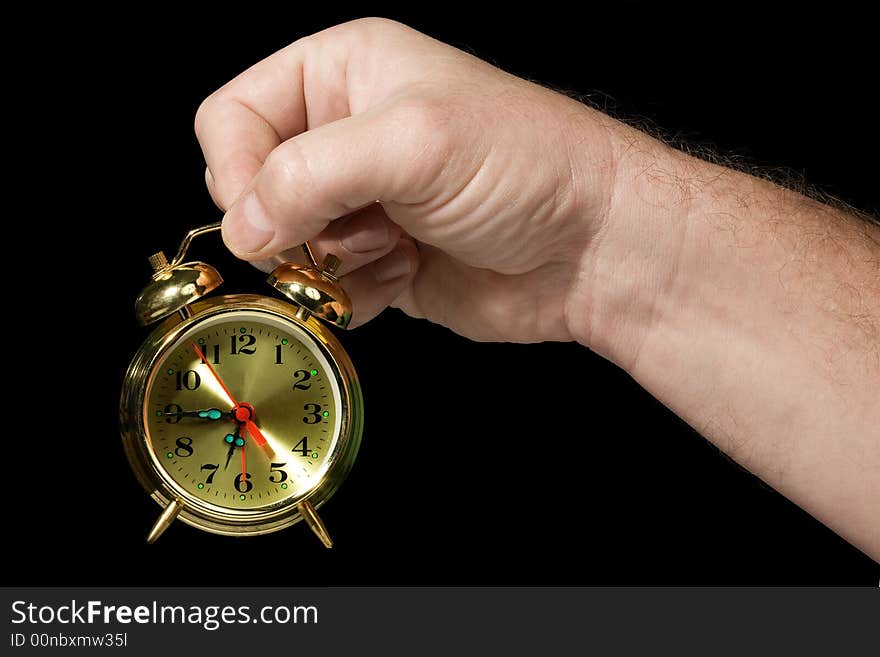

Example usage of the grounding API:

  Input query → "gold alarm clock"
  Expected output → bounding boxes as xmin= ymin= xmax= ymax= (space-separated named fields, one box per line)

xmin=120 ymin=222 xmax=363 ymax=547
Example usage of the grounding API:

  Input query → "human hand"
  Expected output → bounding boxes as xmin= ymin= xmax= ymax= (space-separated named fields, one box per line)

xmin=196 ymin=17 xmax=880 ymax=562
xmin=195 ymin=18 xmax=619 ymax=342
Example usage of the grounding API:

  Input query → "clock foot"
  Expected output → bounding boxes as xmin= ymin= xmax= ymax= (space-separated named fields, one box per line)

xmin=147 ymin=499 xmax=181 ymax=544
xmin=298 ymin=500 xmax=333 ymax=548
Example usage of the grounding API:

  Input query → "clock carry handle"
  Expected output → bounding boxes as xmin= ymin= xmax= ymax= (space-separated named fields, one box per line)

xmin=135 ymin=222 xmax=352 ymax=329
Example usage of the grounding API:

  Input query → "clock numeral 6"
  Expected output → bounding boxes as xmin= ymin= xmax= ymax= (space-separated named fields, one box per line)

xmin=234 ymin=472 xmax=253 ymax=494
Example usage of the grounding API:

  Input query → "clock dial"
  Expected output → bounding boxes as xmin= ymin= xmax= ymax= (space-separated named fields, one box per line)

xmin=143 ymin=310 xmax=343 ymax=511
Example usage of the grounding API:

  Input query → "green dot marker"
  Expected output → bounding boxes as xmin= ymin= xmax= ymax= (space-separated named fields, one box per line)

xmin=197 ymin=337 xmax=206 ymax=345
xmin=311 ymin=452 xmax=318 ymax=459
xmin=167 ymin=368 xmax=175 ymax=375
xmin=239 ymin=327 xmax=247 ymax=334
xmin=310 ymin=369 xmax=318 ymax=376
xmin=225 ymin=434 xmax=234 ymax=444
xmin=281 ymin=338 xmax=289 ymax=345
xmin=235 ymin=438 xmax=245 ymax=447
xmin=197 ymin=483 xmax=204 ymax=490
xmin=239 ymin=494 xmax=246 ymax=501
xmin=322 ymin=411 xmax=329 ymax=417
xmin=166 ymin=452 xmax=173 ymax=459
xmin=156 ymin=411 xmax=163 ymax=417
xmin=281 ymin=483 xmax=288 ymax=490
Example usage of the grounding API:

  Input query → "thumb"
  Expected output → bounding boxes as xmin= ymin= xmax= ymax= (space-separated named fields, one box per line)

xmin=221 ymin=98 xmax=462 ymax=260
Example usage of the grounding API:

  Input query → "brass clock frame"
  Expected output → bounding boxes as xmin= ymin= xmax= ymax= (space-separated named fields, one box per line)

xmin=120 ymin=223 xmax=363 ymax=547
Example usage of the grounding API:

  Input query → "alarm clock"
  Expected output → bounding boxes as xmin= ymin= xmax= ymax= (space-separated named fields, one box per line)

xmin=120 ymin=222 xmax=363 ymax=547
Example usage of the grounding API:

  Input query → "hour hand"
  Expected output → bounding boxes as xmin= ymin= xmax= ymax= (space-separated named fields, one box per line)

xmin=224 ymin=426 xmax=245 ymax=470
xmin=164 ymin=407 xmax=232 ymax=421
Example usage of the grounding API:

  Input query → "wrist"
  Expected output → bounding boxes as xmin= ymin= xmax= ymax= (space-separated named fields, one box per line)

xmin=563 ymin=119 xmax=690 ymax=369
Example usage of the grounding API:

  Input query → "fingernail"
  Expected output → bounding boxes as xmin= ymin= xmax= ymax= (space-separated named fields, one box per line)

xmin=374 ymin=249 xmax=412 ymax=283
xmin=223 ymin=192 xmax=274 ymax=254
xmin=340 ymin=212 xmax=390 ymax=253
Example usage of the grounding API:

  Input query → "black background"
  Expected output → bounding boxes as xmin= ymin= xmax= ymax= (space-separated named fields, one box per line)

xmin=13 ymin=3 xmax=878 ymax=584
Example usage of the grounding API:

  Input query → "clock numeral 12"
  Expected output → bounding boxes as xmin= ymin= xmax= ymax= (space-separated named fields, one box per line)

xmin=231 ymin=334 xmax=256 ymax=355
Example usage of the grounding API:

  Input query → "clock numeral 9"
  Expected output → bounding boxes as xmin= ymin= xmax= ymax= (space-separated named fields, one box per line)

xmin=292 ymin=369 xmax=312 ymax=390
xmin=175 ymin=370 xmax=201 ymax=391
xmin=175 ymin=436 xmax=193 ymax=457
xmin=269 ymin=463 xmax=288 ymax=483
xmin=234 ymin=472 xmax=253 ymax=493
xmin=302 ymin=403 xmax=322 ymax=424
xmin=163 ymin=403 xmax=183 ymax=424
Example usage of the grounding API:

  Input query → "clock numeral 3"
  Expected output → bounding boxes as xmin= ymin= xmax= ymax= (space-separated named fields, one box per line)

xmin=302 ymin=403 xmax=322 ymax=424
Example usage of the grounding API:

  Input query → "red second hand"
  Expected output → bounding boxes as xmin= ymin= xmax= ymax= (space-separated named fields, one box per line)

xmin=191 ymin=343 xmax=238 ymax=406
xmin=241 ymin=442 xmax=247 ymax=497
xmin=192 ymin=343 xmax=268 ymax=448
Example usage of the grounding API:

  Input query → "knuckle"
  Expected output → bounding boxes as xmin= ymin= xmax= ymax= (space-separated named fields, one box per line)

xmin=193 ymin=97 xmax=214 ymax=138
xmin=262 ymin=141 xmax=317 ymax=208
xmin=349 ymin=16 xmax=407 ymax=34
xmin=193 ymin=91 xmax=227 ymax=138
xmin=388 ymin=96 xmax=456 ymax=159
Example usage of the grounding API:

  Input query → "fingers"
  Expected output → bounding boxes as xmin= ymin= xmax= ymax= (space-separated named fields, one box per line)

xmin=220 ymin=98 xmax=455 ymax=260
xmin=343 ymin=237 xmax=420 ymax=328
xmin=194 ymin=28 xmax=347 ymax=209
xmin=195 ymin=18 xmax=427 ymax=210
xmin=249 ymin=204 xmax=401 ymax=276
xmin=250 ymin=209 xmax=419 ymax=328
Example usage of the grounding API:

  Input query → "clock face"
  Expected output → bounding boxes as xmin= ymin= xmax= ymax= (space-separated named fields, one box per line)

xmin=142 ymin=309 xmax=343 ymax=512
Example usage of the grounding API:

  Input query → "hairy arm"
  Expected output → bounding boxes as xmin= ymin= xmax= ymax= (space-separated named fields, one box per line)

xmin=568 ymin=123 xmax=880 ymax=561
xmin=197 ymin=18 xmax=878 ymax=562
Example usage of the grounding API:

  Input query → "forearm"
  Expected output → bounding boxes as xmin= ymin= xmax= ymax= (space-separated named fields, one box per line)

xmin=568 ymin=119 xmax=880 ymax=560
